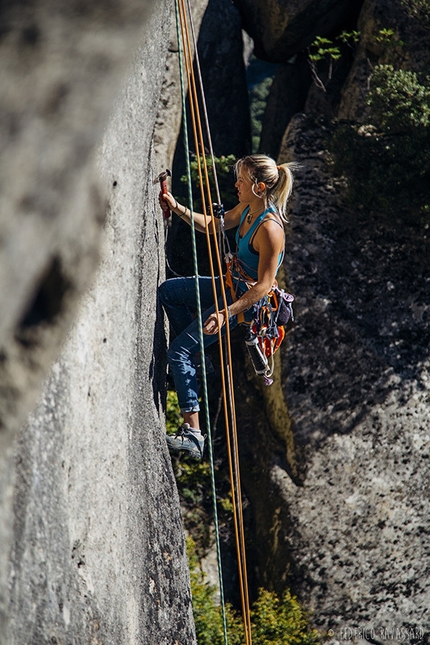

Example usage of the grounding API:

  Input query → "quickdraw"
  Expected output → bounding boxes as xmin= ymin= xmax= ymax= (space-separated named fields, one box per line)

xmin=247 ymin=287 xmax=294 ymax=385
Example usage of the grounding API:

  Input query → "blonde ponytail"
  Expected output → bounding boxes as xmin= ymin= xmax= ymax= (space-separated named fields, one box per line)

xmin=272 ymin=162 xmax=299 ymax=221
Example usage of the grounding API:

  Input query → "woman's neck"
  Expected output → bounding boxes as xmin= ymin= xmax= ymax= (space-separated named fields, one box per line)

xmin=247 ymin=198 xmax=265 ymax=212
xmin=245 ymin=200 xmax=266 ymax=224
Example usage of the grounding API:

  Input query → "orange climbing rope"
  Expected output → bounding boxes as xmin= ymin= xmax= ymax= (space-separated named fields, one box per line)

xmin=176 ymin=1 xmax=253 ymax=643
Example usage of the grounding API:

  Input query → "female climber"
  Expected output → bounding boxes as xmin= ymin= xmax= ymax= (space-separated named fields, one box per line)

xmin=158 ymin=154 xmax=296 ymax=460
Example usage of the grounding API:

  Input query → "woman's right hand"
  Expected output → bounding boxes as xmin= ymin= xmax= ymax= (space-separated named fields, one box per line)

xmin=203 ymin=310 xmax=228 ymax=335
xmin=159 ymin=190 xmax=177 ymax=212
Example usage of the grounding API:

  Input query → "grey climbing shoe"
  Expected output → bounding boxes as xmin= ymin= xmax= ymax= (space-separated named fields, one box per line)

xmin=166 ymin=423 xmax=205 ymax=460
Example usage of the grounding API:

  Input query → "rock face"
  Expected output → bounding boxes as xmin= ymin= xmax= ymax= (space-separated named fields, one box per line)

xmin=235 ymin=0 xmax=355 ymax=62
xmin=196 ymin=0 xmax=251 ymax=156
xmin=236 ymin=112 xmax=430 ymax=638
xmin=0 ymin=1 xmax=196 ymax=643
xmin=258 ymin=54 xmax=312 ymax=158
xmin=280 ymin=114 xmax=430 ymax=637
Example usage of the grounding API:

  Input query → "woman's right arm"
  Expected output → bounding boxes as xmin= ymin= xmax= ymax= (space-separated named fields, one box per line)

xmin=160 ymin=191 xmax=242 ymax=233
xmin=160 ymin=191 xmax=211 ymax=233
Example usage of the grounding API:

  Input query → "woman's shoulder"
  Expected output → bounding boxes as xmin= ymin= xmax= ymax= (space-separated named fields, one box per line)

xmin=258 ymin=207 xmax=284 ymax=232
xmin=251 ymin=209 xmax=284 ymax=248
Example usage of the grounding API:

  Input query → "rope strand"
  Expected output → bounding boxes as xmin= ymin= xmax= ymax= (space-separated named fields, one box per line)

xmin=175 ymin=2 xmax=253 ymax=643
xmin=174 ymin=3 xmax=229 ymax=645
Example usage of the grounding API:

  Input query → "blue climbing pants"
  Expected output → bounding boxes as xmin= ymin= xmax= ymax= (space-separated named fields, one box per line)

xmin=159 ymin=276 xmax=242 ymax=413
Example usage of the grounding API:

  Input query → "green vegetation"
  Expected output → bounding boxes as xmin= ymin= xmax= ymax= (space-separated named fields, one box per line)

xmin=188 ymin=537 xmax=319 ymax=645
xmin=166 ymin=389 xmax=183 ymax=435
xmin=367 ymin=65 xmax=430 ymax=132
xmin=308 ymin=31 xmax=360 ymax=91
xmin=181 ymin=154 xmax=237 ymax=211
xmin=246 ymin=56 xmax=279 ymax=152
xmin=329 ymin=65 xmax=430 ymax=217
xmin=401 ymin=0 xmax=430 ymax=26
xmin=308 ymin=35 xmax=343 ymax=64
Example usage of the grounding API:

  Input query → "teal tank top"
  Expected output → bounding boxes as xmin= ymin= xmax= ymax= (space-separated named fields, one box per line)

xmin=232 ymin=206 xmax=284 ymax=288
xmin=232 ymin=206 xmax=284 ymax=292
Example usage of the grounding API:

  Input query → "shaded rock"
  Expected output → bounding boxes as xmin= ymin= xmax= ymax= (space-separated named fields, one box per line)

xmin=259 ymin=54 xmax=312 ymax=158
xmin=155 ymin=0 xmax=250 ymax=169
xmin=339 ymin=0 xmax=430 ymax=121
xmin=197 ymin=0 xmax=251 ymax=156
xmin=235 ymin=0 xmax=356 ymax=62
xmin=236 ymin=113 xmax=430 ymax=636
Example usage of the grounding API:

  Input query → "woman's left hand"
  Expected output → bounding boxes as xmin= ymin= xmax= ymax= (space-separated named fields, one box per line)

xmin=203 ymin=311 xmax=227 ymax=335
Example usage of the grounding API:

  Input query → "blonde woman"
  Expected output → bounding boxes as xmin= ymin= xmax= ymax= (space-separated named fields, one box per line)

xmin=159 ymin=154 xmax=296 ymax=459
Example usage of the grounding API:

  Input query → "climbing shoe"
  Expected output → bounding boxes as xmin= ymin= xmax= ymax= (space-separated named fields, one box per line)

xmin=166 ymin=423 xmax=205 ymax=460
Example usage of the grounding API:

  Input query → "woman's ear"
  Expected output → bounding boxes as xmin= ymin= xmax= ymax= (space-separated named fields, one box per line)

xmin=258 ymin=182 xmax=266 ymax=193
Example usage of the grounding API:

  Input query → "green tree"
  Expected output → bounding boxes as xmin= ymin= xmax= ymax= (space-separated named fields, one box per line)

xmin=329 ymin=65 xmax=430 ymax=217
xmin=367 ymin=65 xmax=430 ymax=132
xmin=181 ymin=154 xmax=237 ymax=211
xmin=187 ymin=538 xmax=319 ymax=645
xmin=308 ymin=31 xmax=359 ymax=91
xmin=251 ymin=588 xmax=319 ymax=645
xmin=250 ymin=76 xmax=276 ymax=152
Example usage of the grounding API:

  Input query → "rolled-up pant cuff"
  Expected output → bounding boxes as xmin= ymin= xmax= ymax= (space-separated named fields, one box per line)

xmin=180 ymin=404 xmax=200 ymax=414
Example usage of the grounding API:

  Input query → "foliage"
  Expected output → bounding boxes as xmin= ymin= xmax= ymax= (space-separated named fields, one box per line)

xmin=166 ymin=389 xmax=183 ymax=435
xmin=176 ymin=459 xmax=212 ymax=506
xmin=338 ymin=30 xmax=360 ymax=46
xmin=307 ymin=31 xmax=360 ymax=90
xmin=375 ymin=28 xmax=394 ymax=45
xmin=401 ymin=0 xmax=430 ymax=27
xmin=246 ymin=55 xmax=279 ymax=153
xmin=367 ymin=65 xmax=430 ymax=132
xmin=181 ymin=154 xmax=237 ymax=211
xmin=188 ymin=536 xmax=319 ymax=645
xmin=308 ymin=36 xmax=342 ymax=64
xmin=187 ymin=537 xmax=243 ymax=645
xmin=251 ymin=588 xmax=319 ymax=645
xmin=329 ymin=64 xmax=430 ymax=217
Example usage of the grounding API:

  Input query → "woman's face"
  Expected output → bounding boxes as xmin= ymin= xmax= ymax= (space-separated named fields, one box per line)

xmin=235 ymin=169 xmax=255 ymax=204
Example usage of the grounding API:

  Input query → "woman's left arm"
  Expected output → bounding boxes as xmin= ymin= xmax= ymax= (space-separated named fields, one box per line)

xmin=203 ymin=221 xmax=284 ymax=334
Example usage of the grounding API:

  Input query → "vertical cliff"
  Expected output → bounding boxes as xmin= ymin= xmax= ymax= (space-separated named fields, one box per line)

xmin=0 ymin=1 xmax=196 ymax=643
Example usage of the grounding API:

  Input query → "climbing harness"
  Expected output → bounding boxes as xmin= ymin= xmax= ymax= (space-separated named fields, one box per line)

xmin=224 ymin=252 xmax=295 ymax=385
